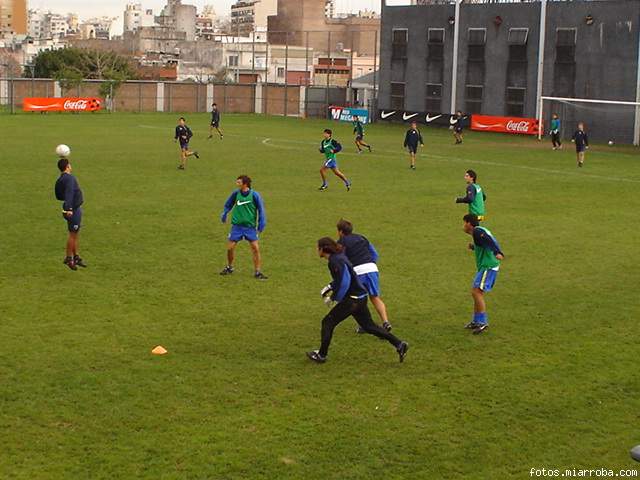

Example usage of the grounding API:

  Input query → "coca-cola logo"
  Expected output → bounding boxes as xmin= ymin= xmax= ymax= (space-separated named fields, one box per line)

xmin=64 ymin=100 xmax=89 ymax=110
xmin=507 ymin=120 xmax=530 ymax=132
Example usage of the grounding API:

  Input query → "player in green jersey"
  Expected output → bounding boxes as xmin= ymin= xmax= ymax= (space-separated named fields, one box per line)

xmin=319 ymin=129 xmax=351 ymax=191
xmin=456 ymin=169 xmax=486 ymax=221
xmin=352 ymin=115 xmax=372 ymax=154
xmin=220 ymin=175 xmax=268 ymax=279
xmin=463 ymin=214 xmax=504 ymax=334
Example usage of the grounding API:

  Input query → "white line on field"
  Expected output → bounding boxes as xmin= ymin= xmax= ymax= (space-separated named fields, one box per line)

xmin=138 ymin=124 xmax=640 ymax=184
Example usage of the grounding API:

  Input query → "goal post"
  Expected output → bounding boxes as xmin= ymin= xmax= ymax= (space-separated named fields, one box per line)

xmin=538 ymin=96 xmax=640 ymax=146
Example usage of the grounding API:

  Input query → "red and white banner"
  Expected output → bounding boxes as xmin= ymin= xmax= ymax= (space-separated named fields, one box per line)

xmin=471 ymin=114 xmax=540 ymax=136
xmin=23 ymin=97 xmax=103 ymax=112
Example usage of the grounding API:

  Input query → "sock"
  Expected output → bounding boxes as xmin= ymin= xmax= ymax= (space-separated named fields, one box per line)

xmin=473 ymin=312 xmax=488 ymax=325
xmin=344 ymin=179 xmax=350 ymax=185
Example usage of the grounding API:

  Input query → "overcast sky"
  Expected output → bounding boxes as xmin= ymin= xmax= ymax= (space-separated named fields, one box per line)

xmin=30 ymin=0 xmax=381 ymax=23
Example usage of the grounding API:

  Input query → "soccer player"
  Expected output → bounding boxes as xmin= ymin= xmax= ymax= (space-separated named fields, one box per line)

xmin=462 ymin=214 xmax=504 ymax=335
xmin=219 ymin=175 xmax=268 ymax=280
xmin=455 ymin=169 xmax=486 ymax=221
xmin=352 ymin=115 xmax=372 ymax=153
xmin=208 ymin=103 xmax=223 ymax=139
xmin=319 ymin=128 xmax=351 ymax=191
xmin=174 ymin=117 xmax=199 ymax=170
xmin=550 ymin=113 xmax=562 ymax=150
xmin=336 ymin=219 xmax=392 ymax=333
xmin=571 ymin=122 xmax=589 ymax=167
xmin=54 ymin=158 xmax=87 ymax=271
xmin=403 ymin=120 xmax=424 ymax=170
xmin=306 ymin=237 xmax=409 ymax=364
xmin=451 ymin=111 xmax=465 ymax=145
xmin=336 ymin=219 xmax=391 ymax=333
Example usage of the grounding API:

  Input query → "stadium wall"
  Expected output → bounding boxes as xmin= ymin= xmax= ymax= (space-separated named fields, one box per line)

xmin=0 ymin=79 xmax=343 ymax=117
xmin=379 ymin=0 xmax=640 ymax=143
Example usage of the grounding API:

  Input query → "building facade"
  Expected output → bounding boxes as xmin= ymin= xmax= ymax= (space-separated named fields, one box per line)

xmin=124 ymin=3 xmax=156 ymax=33
xmin=0 ymin=0 xmax=27 ymax=37
xmin=378 ymin=0 xmax=640 ymax=143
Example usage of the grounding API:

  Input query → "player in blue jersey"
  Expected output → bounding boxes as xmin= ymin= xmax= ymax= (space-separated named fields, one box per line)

xmin=54 ymin=158 xmax=87 ymax=271
xmin=571 ymin=122 xmax=589 ymax=167
xmin=337 ymin=219 xmax=392 ymax=332
xmin=219 ymin=175 xmax=268 ymax=279
xmin=307 ymin=237 xmax=408 ymax=363
xmin=174 ymin=117 xmax=199 ymax=170
xmin=463 ymin=214 xmax=505 ymax=334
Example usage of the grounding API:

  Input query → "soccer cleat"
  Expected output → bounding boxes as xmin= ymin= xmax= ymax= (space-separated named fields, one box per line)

xmin=306 ymin=350 xmax=326 ymax=363
xmin=397 ymin=341 xmax=409 ymax=362
xmin=345 ymin=182 xmax=351 ymax=192
xmin=357 ymin=150 xmax=362 ymax=154
xmin=73 ymin=256 xmax=87 ymax=268
xmin=194 ymin=151 xmax=200 ymax=159
xmin=473 ymin=324 xmax=489 ymax=335
xmin=177 ymin=165 xmax=185 ymax=170
xmin=207 ymin=135 xmax=213 ymax=140
xmin=367 ymin=145 xmax=372 ymax=152
xmin=63 ymin=256 xmax=77 ymax=271
xmin=465 ymin=321 xmax=479 ymax=329
xmin=219 ymin=265 xmax=234 ymax=275
xmin=318 ymin=184 xmax=328 ymax=191
xmin=383 ymin=321 xmax=392 ymax=332
xmin=254 ymin=271 xmax=268 ymax=280
xmin=578 ymin=162 xmax=583 ymax=168
xmin=220 ymin=134 xmax=223 ymax=139
xmin=410 ymin=165 xmax=416 ymax=170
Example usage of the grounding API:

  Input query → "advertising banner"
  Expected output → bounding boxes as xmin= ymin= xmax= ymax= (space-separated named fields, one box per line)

xmin=23 ymin=97 xmax=103 ymax=112
xmin=378 ymin=110 xmax=457 ymax=128
xmin=471 ymin=114 xmax=540 ymax=135
xmin=329 ymin=106 xmax=370 ymax=124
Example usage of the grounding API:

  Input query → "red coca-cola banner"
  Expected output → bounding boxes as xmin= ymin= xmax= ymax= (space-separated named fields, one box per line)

xmin=471 ymin=114 xmax=540 ymax=135
xmin=23 ymin=97 xmax=103 ymax=112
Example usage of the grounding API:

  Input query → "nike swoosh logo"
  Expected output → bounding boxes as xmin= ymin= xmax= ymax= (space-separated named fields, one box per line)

xmin=380 ymin=111 xmax=396 ymax=119
xmin=450 ymin=116 xmax=458 ymax=125
xmin=426 ymin=114 xmax=442 ymax=123
xmin=403 ymin=112 xmax=418 ymax=121
xmin=236 ymin=200 xmax=252 ymax=206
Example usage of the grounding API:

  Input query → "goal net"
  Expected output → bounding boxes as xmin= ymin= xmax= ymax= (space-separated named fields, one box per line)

xmin=538 ymin=96 xmax=640 ymax=146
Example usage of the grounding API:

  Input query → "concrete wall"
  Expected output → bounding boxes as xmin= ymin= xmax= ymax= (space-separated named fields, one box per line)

xmin=379 ymin=0 xmax=640 ymax=143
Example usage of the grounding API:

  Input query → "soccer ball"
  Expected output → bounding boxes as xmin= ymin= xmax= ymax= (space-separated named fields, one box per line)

xmin=608 ymin=140 xmax=614 ymax=146
xmin=56 ymin=144 xmax=71 ymax=157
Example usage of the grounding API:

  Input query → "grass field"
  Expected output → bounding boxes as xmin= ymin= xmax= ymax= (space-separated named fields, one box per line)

xmin=1 ymin=112 xmax=640 ymax=479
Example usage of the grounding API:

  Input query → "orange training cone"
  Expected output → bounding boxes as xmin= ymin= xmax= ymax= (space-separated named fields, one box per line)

xmin=152 ymin=345 xmax=168 ymax=355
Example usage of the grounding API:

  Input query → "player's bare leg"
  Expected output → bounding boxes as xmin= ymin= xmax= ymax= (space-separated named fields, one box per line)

xmin=249 ymin=241 xmax=262 ymax=272
xmin=370 ymin=296 xmax=390 ymax=328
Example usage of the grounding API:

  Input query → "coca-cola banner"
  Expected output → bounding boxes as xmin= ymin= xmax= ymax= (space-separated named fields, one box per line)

xmin=23 ymin=97 xmax=103 ymax=112
xmin=470 ymin=114 xmax=540 ymax=136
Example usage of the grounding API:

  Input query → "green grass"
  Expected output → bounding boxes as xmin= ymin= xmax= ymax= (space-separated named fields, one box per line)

xmin=1 ymin=112 xmax=639 ymax=479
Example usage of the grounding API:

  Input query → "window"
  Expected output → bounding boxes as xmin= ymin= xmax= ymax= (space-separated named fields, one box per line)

xmin=465 ymin=85 xmax=483 ymax=114
xmin=391 ymin=82 xmax=405 ymax=110
xmin=425 ymin=83 xmax=442 ymax=112
xmin=508 ymin=28 xmax=528 ymax=45
xmin=509 ymin=45 xmax=527 ymax=62
xmin=428 ymin=28 xmax=444 ymax=44
xmin=228 ymin=55 xmax=239 ymax=66
xmin=468 ymin=28 xmax=486 ymax=46
xmin=277 ymin=67 xmax=285 ymax=78
xmin=468 ymin=45 xmax=485 ymax=62
xmin=556 ymin=28 xmax=577 ymax=46
xmin=506 ymin=87 xmax=525 ymax=116
xmin=392 ymin=29 xmax=408 ymax=60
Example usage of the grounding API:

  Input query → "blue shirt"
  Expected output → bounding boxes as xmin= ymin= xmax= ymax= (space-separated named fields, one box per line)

xmin=338 ymin=234 xmax=379 ymax=267
xmin=55 ymin=173 xmax=83 ymax=211
xmin=327 ymin=252 xmax=367 ymax=302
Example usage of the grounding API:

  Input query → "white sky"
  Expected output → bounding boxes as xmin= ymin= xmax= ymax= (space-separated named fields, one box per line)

xmin=29 ymin=0 xmax=381 ymax=23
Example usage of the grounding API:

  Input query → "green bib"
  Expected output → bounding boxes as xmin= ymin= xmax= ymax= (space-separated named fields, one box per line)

xmin=470 ymin=183 xmax=485 ymax=216
xmin=231 ymin=190 xmax=257 ymax=227
xmin=322 ymin=139 xmax=336 ymax=160
xmin=474 ymin=226 xmax=500 ymax=271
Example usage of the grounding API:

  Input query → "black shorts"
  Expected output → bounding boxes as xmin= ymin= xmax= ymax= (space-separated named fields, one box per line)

xmin=63 ymin=207 xmax=82 ymax=232
xmin=180 ymin=141 xmax=190 ymax=150
xmin=211 ymin=121 xmax=219 ymax=128
xmin=355 ymin=135 xmax=363 ymax=141
xmin=407 ymin=145 xmax=418 ymax=154
xmin=454 ymin=127 xmax=463 ymax=133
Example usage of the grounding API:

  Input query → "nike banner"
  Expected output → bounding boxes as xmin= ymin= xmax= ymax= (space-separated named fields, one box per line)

xmin=470 ymin=114 xmax=540 ymax=135
xmin=328 ymin=106 xmax=369 ymax=124
xmin=23 ymin=97 xmax=103 ymax=112
xmin=378 ymin=110 xmax=455 ymax=127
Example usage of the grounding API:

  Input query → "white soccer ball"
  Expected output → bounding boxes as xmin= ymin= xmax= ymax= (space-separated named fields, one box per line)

xmin=55 ymin=144 xmax=71 ymax=157
xmin=608 ymin=140 xmax=614 ymax=146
